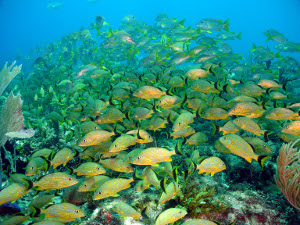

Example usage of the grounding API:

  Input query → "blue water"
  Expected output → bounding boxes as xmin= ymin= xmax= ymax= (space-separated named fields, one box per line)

xmin=0 ymin=0 xmax=300 ymax=65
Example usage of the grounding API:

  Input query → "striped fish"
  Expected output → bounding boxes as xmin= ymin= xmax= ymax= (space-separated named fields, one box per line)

xmin=196 ymin=156 xmax=226 ymax=176
xmin=0 ymin=183 xmax=31 ymax=205
xmin=155 ymin=208 xmax=187 ymax=225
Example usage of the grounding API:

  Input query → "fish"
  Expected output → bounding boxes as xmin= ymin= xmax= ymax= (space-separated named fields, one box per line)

xmin=112 ymin=202 xmax=141 ymax=219
xmin=196 ymin=18 xmax=230 ymax=31
xmin=33 ymin=203 xmax=85 ymax=223
xmin=201 ymin=107 xmax=229 ymax=120
xmin=133 ymin=86 xmax=166 ymax=99
xmin=33 ymin=172 xmax=78 ymax=191
xmin=265 ymin=108 xmax=300 ymax=121
xmin=281 ymin=121 xmax=300 ymax=136
xmin=233 ymin=117 xmax=266 ymax=136
xmin=0 ymin=183 xmax=31 ymax=205
xmin=196 ymin=156 xmax=226 ymax=176
xmin=142 ymin=166 xmax=160 ymax=189
xmin=95 ymin=15 xmax=106 ymax=35
xmin=51 ymin=147 xmax=76 ymax=169
xmin=263 ymin=29 xmax=288 ymax=44
xmin=0 ymin=215 xmax=30 ymax=225
xmin=159 ymin=182 xmax=179 ymax=205
xmin=78 ymin=129 xmax=115 ymax=146
xmin=77 ymin=175 xmax=111 ymax=192
xmin=25 ymin=157 xmax=49 ymax=176
xmin=185 ymin=132 xmax=208 ymax=145
xmin=172 ymin=111 xmax=195 ymax=131
xmin=182 ymin=219 xmax=219 ymax=225
xmin=73 ymin=162 xmax=106 ymax=176
xmin=93 ymin=177 xmax=134 ymax=200
xmin=100 ymin=158 xmax=133 ymax=173
xmin=219 ymin=134 xmax=262 ymax=164
xmin=155 ymin=208 xmax=187 ymax=225
xmin=243 ymin=137 xmax=272 ymax=155
xmin=131 ymin=147 xmax=178 ymax=165
xmin=29 ymin=220 xmax=65 ymax=225
xmin=29 ymin=192 xmax=57 ymax=209
xmin=46 ymin=1 xmax=64 ymax=10
xmin=30 ymin=148 xmax=54 ymax=159
xmin=170 ymin=126 xmax=195 ymax=139
xmin=213 ymin=121 xmax=240 ymax=135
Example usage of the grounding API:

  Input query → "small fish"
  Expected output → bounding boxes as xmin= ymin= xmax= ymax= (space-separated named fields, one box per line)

xmin=31 ymin=148 xmax=54 ymax=159
xmin=112 ymin=202 xmax=141 ymax=219
xmin=182 ymin=219 xmax=219 ymax=225
xmin=51 ymin=147 xmax=76 ymax=169
xmin=34 ymin=203 xmax=85 ymax=223
xmin=80 ymin=121 xmax=101 ymax=133
xmin=0 ymin=215 xmax=30 ymax=225
xmin=93 ymin=177 xmax=134 ymax=200
xmin=78 ymin=129 xmax=115 ymax=146
xmin=265 ymin=108 xmax=300 ymax=121
xmin=213 ymin=121 xmax=239 ymax=135
xmin=26 ymin=157 xmax=49 ymax=176
xmin=263 ymin=29 xmax=288 ymax=44
xmin=228 ymin=102 xmax=264 ymax=116
xmin=243 ymin=137 xmax=272 ymax=155
xmin=233 ymin=117 xmax=266 ymax=136
xmin=33 ymin=172 xmax=78 ymax=191
xmin=133 ymin=86 xmax=166 ymax=99
xmin=29 ymin=192 xmax=57 ymax=209
xmin=0 ymin=183 xmax=31 ymax=205
xmin=142 ymin=166 xmax=160 ymax=189
xmin=185 ymin=68 xmax=210 ymax=80
xmin=95 ymin=15 xmax=106 ymax=35
xmin=201 ymin=107 xmax=229 ymax=120
xmin=170 ymin=126 xmax=195 ymax=139
xmin=159 ymin=182 xmax=179 ymax=205
xmin=191 ymin=80 xmax=219 ymax=94
xmin=196 ymin=157 xmax=226 ymax=176
xmin=172 ymin=111 xmax=195 ymax=131
xmin=100 ymin=158 xmax=133 ymax=173
xmin=108 ymin=134 xmax=137 ymax=152
xmin=186 ymin=132 xmax=208 ymax=145
xmin=77 ymin=175 xmax=111 ymax=192
xmin=155 ymin=208 xmax=187 ymax=225
xmin=281 ymin=121 xmax=300 ymax=136
xmin=74 ymin=162 xmax=106 ymax=176
xmin=132 ymin=147 xmax=178 ymax=165
xmin=219 ymin=134 xmax=261 ymax=164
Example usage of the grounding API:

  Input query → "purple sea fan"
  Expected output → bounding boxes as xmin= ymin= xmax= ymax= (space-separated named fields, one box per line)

xmin=274 ymin=139 xmax=300 ymax=210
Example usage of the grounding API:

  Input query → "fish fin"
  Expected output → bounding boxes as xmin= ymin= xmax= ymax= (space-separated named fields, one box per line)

xmin=211 ymin=172 xmax=215 ymax=177
xmin=113 ymin=193 xmax=120 ymax=197
xmin=212 ymin=123 xmax=219 ymax=135
xmin=160 ymin=177 xmax=167 ymax=193
xmin=258 ymin=155 xmax=271 ymax=170
xmin=244 ymin=157 xmax=252 ymax=163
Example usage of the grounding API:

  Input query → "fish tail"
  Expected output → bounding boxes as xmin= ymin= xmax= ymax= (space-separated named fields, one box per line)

xmin=212 ymin=123 xmax=219 ymax=135
xmin=263 ymin=130 xmax=273 ymax=141
xmin=223 ymin=19 xmax=230 ymax=31
xmin=257 ymin=155 xmax=271 ymax=170
xmin=29 ymin=206 xmax=41 ymax=217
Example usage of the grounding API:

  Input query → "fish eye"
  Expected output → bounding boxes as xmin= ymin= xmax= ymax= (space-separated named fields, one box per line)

xmin=98 ymin=191 xmax=102 ymax=195
xmin=75 ymin=210 xmax=79 ymax=213
xmin=114 ymin=145 xmax=117 ymax=148
xmin=223 ymin=137 xmax=227 ymax=140
xmin=148 ymin=136 xmax=151 ymax=138
xmin=83 ymin=139 xmax=86 ymax=142
xmin=178 ymin=123 xmax=181 ymax=125
xmin=30 ymin=166 xmax=34 ymax=170
xmin=68 ymin=178 xmax=72 ymax=181
xmin=97 ymin=167 xmax=100 ymax=170
xmin=138 ymin=157 xmax=141 ymax=160
xmin=95 ymin=127 xmax=98 ymax=129
xmin=84 ymin=184 xmax=87 ymax=187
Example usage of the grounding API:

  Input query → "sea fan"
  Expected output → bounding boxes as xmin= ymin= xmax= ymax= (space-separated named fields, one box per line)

xmin=0 ymin=61 xmax=22 ymax=97
xmin=274 ymin=139 xmax=300 ymax=210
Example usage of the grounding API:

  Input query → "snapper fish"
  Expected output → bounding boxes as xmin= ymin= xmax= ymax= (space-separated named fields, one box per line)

xmin=196 ymin=156 xmax=226 ymax=176
xmin=51 ymin=147 xmax=76 ymax=169
xmin=0 ymin=183 xmax=31 ymax=205
xmin=112 ymin=202 xmax=141 ymax=219
xmin=155 ymin=208 xmax=187 ymax=225
xmin=32 ymin=203 xmax=85 ymax=223
xmin=33 ymin=172 xmax=78 ymax=191
xmin=219 ymin=134 xmax=264 ymax=164
xmin=73 ymin=162 xmax=106 ymax=176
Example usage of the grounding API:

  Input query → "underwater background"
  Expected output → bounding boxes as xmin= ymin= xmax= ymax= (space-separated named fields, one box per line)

xmin=0 ymin=0 xmax=300 ymax=224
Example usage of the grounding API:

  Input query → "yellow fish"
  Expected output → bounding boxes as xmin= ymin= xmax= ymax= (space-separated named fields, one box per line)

xmin=233 ymin=117 xmax=266 ymax=136
xmin=73 ymin=162 xmax=106 ymax=176
xmin=51 ymin=147 xmax=76 ymax=169
xmin=0 ymin=215 xmax=30 ymax=225
xmin=33 ymin=172 xmax=78 ymax=191
xmin=26 ymin=157 xmax=49 ymax=176
xmin=196 ymin=156 xmax=226 ymax=176
xmin=159 ymin=182 xmax=179 ymax=205
xmin=78 ymin=129 xmax=115 ymax=146
xmin=93 ymin=177 xmax=134 ymax=200
xmin=265 ymin=108 xmax=300 ymax=121
xmin=108 ymin=134 xmax=137 ymax=152
xmin=201 ymin=107 xmax=229 ymax=120
xmin=170 ymin=126 xmax=195 ymax=139
xmin=182 ymin=219 xmax=219 ymax=225
xmin=112 ymin=202 xmax=141 ymax=219
xmin=100 ymin=158 xmax=133 ymax=173
xmin=132 ymin=147 xmax=178 ymax=165
xmin=77 ymin=175 xmax=111 ymax=192
xmin=186 ymin=132 xmax=208 ymax=146
xmin=133 ymin=86 xmax=166 ymax=99
xmin=0 ymin=183 xmax=31 ymax=205
xmin=36 ymin=203 xmax=85 ymax=223
xmin=172 ymin=111 xmax=195 ymax=131
xmin=219 ymin=134 xmax=261 ymax=163
xmin=155 ymin=208 xmax=187 ymax=225
xmin=213 ymin=121 xmax=239 ymax=135
xmin=281 ymin=121 xmax=300 ymax=136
